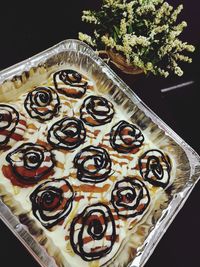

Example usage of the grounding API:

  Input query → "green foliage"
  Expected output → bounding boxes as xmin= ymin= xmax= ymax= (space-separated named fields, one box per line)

xmin=79 ymin=0 xmax=195 ymax=77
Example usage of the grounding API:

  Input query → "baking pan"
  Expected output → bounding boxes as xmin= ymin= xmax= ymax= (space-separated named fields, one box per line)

xmin=0 ymin=39 xmax=199 ymax=267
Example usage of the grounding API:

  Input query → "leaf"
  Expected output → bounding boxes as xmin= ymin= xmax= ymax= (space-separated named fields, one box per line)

xmin=113 ymin=25 xmax=120 ymax=42
xmin=128 ymin=24 xmax=133 ymax=34
xmin=114 ymin=26 xmax=120 ymax=35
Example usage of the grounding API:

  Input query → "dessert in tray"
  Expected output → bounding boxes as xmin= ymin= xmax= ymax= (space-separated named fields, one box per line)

xmin=0 ymin=68 xmax=175 ymax=267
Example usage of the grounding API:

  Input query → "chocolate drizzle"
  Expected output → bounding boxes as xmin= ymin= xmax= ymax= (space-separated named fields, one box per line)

xmin=110 ymin=120 xmax=144 ymax=153
xmin=30 ymin=178 xmax=74 ymax=228
xmin=53 ymin=69 xmax=88 ymax=98
xmin=0 ymin=104 xmax=19 ymax=146
xmin=139 ymin=149 xmax=171 ymax=188
xmin=80 ymin=96 xmax=115 ymax=126
xmin=70 ymin=203 xmax=116 ymax=261
xmin=111 ymin=177 xmax=150 ymax=218
xmin=47 ymin=117 xmax=86 ymax=150
xmin=6 ymin=143 xmax=55 ymax=185
xmin=24 ymin=87 xmax=60 ymax=121
xmin=74 ymin=145 xmax=112 ymax=183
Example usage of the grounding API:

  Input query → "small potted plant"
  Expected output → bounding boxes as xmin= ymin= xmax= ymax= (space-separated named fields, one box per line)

xmin=79 ymin=0 xmax=195 ymax=77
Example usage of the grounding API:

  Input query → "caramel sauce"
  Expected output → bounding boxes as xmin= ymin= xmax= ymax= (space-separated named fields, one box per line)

xmin=18 ymin=119 xmax=26 ymax=126
xmin=133 ymin=163 xmax=140 ymax=170
xmin=66 ymin=241 xmax=75 ymax=256
xmin=36 ymin=139 xmax=49 ymax=148
xmin=89 ymin=260 xmax=100 ymax=267
xmin=56 ymin=161 xmax=65 ymax=170
xmin=2 ymin=165 xmax=29 ymax=188
xmin=10 ymin=132 xmax=24 ymax=142
xmin=84 ymin=116 xmax=98 ymax=125
xmin=65 ymin=235 xmax=69 ymax=241
xmin=73 ymin=184 xmax=110 ymax=193
xmin=64 ymin=202 xmax=79 ymax=229
xmin=82 ymin=236 xmax=93 ymax=244
xmin=150 ymin=186 xmax=159 ymax=194
xmin=2 ymin=164 xmax=54 ymax=188
xmin=136 ymin=204 xmax=145 ymax=212
xmin=86 ymin=129 xmax=101 ymax=138
xmin=74 ymin=196 xmax=84 ymax=202
xmin=13 ymin=185 xmax=20 ymax=195
xmin=64 ymin=88 xmax=81 ymax=95
xmin=99 ymin=143 xmax=113 ymax=151
xmin=109 ymin=175 xmax=117 ymax=182
xmin=112 ymin=159 xmax=127 ymax=165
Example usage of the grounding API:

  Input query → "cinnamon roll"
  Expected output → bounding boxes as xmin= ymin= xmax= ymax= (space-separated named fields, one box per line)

xmin=30 ymin=178 xmax=74 ymax=228
xmin=74 ymin=145 xmax=112 ymax=183
xmin=80 ymin=96 xmax=115 ymax=126
xmin=70 ymin=203 xmax=116 ymax=261
xmin=111 ymin=177 xmax=150 ymax=218
xmin=47 ymin=117 xmax=86 ymax=150
xmin=110 ymin=120 xmax=144 ymax=153
xmin=139 ymin=149 xmax=171 ymax=188
xmin=4 ymin=143 xmax=54 ymax=187
xmin=0 ymin=104 xmax=26 ymax=148
xmin=53 ymin=69 xmax=88 ymax=98
xmin=24 ymin=87 xmax=60 ymax=122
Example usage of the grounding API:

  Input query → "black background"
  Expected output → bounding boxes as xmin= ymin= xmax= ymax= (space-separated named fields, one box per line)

xmin=0 ymin=1 xmax=200 ymax=267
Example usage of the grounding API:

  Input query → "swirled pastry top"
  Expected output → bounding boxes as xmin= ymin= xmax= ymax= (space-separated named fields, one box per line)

xmin=0 ymin=68 xmax=175 ymax=267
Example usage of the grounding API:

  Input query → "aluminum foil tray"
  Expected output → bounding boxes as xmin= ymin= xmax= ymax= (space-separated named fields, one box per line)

xmin=0 ymin=39 xmax=200 ymax=267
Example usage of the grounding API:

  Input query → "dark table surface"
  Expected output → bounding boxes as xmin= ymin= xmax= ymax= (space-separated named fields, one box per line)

xmin=0 ymin=1 xmax=200 ymax=267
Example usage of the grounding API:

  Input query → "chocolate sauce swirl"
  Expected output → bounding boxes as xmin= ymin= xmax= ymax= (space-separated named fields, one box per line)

xmin=74 ymin=145 xmax=112 ymax=183
xmin=6 ymin=143 xmax=54 ymax=185
xmin=110 ymin=120 xmax=144 ymax=153
xmin=111 ymin=177 xmax=150 ymax=218
xmin=70 ymin=203 xmax=116 ymax=261
xmin=30 ymin=178 xmax=74 ymax=228
xmin=24 ymin=87 xmax=60 ymax=121
xmin=47 ymin=117 xmax=86 ymax=150
xmin=0 ymin=104 xmax=19 ymax=146
xmin=139 ymin=149 xmax=171 ymax=188
xmin=80 ymin=96 xmax=115 ymax=126
xmin=53 ymin=69 xmax=88 ymax=98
